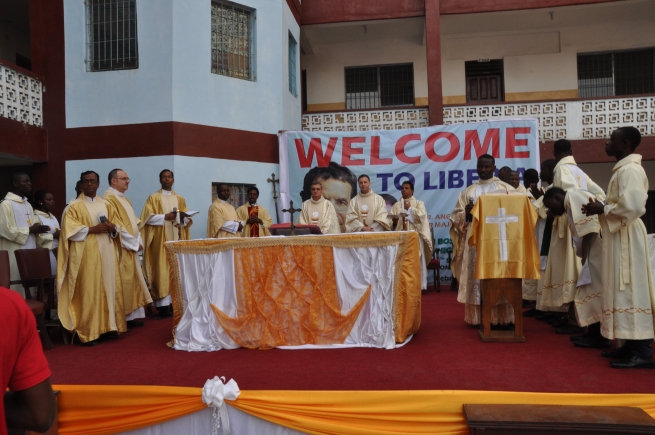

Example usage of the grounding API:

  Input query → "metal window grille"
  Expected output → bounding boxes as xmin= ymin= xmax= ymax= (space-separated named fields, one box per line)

xmin=86 ymin=0 xmax=138 ymax=72
xmin=288 ymin=33 xmax=297 ymax=96
xmin=212 ymin=183 xmax=255 ymax=209
xmin=345 ymin=64 xmax=414 ymax=109
xmin=577 ymin=48 xmax=654 ymax=98
xmin=211 ymin=1 xmax=254 ymax=80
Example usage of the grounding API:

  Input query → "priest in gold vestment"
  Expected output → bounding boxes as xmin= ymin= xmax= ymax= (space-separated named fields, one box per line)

xmin=297 ymin=182 xmax=340 ymax=235
xmin=58 ymin=171 xmax=126 ymax=345
xmin=140 ymin=170 xmax=192 ymax=314
xmin=103 ymin=169 xmax=153 ymax=325
xmin=390 ymin=180 xmax=432 ymax=290
xmin=583 ymin=127 xmax=655 ymax=369
xmin=207 ymin=183 xmax=243 ymax=238
xmin=236 ymin=186 xmax=272 ymax=237
xmin=450 ymin=154 xmax=515 ymax=325
xmin=345 ymin=175 xmax=391 ymax=233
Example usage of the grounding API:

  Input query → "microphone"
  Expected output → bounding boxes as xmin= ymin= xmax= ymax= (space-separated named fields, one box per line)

xmin=172 ymin=207 xmax=178 ymax=213
xmin=100 ymin=215 xmax=107 ymax=223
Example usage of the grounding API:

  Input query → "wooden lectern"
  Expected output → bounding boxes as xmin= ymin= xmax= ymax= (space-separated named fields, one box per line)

xmin=468 ymin=194 xmax=540 ymax=343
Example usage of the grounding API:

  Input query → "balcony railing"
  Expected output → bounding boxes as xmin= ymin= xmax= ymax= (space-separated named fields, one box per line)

xmin=302 ymin=96 xmax=655 ymax=142
xmin=0 ymin=63 xmax=43 ymax=127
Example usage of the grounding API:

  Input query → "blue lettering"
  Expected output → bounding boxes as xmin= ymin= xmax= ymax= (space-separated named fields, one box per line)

xmin=439 ymin=171 xmax=446 ymax=189
xmin=448 ymin=170 xmax=464 ymax=189
xmin=467 ymin=169 xmax=479 ymax=187
xmin=424 ymin=172 xmax=438 ymax=190
xmin=376 ymin=173 xmax=393 ymax=192
xmin=394 ymin=172 xmax=415 ymax=191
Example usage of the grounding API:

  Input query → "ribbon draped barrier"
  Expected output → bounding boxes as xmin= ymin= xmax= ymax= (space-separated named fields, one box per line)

xmin=202 ymin=377 xmax=241 ymax=434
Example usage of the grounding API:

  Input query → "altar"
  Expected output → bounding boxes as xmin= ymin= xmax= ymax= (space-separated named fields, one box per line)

xmin=165 ymin=232 xmax=422 ymax=351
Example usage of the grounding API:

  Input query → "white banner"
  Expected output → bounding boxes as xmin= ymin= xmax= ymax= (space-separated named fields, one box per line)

xmin=278 ymin=119 xmax=540 ymax=283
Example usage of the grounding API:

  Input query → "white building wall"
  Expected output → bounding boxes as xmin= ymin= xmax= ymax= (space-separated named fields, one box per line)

xmin=65 ymin=0 xmax=301 ymax=133
xmin=66 ymin=156 xmax=279 ymax=240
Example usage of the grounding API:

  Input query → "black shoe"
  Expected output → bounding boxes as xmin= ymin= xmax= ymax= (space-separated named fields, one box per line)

xmin=556 ymin=324 xmax=585 ymax=334
xmin=127 ymin=320 xmax=145 ymax=327
xmin=536 ymin=312 xmax=555 ymax=321
xmin=523 ymin=308 xmax=542 ymax=318
xmin=570 ymin=334 xmax=587 ymax=342
xmin=573 ymin=336 xmax=612 ymax=349
xmin=522 ymin=300 xmax=533 ymax=309
xmin=601 ymin=346 xmax=632 ymax=359
xmin=550 ymin=317 xmax=568 ymax=328
xmin=154 ymin=305 xmax=173 ymax=319
xmin=610 ymin=355 xmax=655 ymax=369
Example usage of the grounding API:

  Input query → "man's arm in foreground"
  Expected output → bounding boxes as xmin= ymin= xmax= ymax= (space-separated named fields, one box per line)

xmin=5 ymin=378 xmax=56 ymax=433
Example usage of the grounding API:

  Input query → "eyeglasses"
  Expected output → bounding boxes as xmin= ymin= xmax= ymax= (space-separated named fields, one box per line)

xmin=115 ymin=177 xmax=130 ymax=181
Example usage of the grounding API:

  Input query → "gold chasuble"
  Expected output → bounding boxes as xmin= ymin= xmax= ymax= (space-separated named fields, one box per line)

xmin=57 ymin=195 xmax=126 ymax=343
xmin=236 ymin=203 xmax=273 ymax=237
xmin=139 ymin=190 xmax=192 ymax=302
xmin=599 ymin=154 xmax=655 ymax=340
xmin=102 ymin=189 xmax=152 ymax=315
xmin=207 ymin=199 xmax=241 ymax=238
xmin=297 ymin=197 xmax=341 ymax=235
xmin=468 ymin=194 xmax=540 ymax=280
xmin=345 ymin=191 xmax=391 ymax=232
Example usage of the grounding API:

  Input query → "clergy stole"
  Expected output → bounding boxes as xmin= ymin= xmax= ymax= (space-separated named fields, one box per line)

xmin=248 ymin=206 xmax=260 ymax=237
xmin=10 ymin=199 xmax=37 ymax=249
xmin=357 ymin=194 xmax=376 ymax=226
xmin=469 ymin=194 xmax=540 ymax=280
xmin=161 ymin=193 xmax=180 ymax=241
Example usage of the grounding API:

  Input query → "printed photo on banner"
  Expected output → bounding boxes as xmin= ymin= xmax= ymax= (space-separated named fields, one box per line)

xmin=279 ymin=119 xmax=540 ymax=282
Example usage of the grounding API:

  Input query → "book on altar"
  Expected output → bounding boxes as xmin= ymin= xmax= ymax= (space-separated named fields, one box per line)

xmin=468 ymin=194 xmax=540 ymax=280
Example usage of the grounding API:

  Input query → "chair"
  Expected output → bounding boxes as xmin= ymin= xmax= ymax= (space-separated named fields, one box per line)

xmin=0 ymin=250 xmax=52 ymax=350
xmin=426 ymin=227 xmax=441 ymax=292
xmin=14 ymin=248 xmax=58 ymax=349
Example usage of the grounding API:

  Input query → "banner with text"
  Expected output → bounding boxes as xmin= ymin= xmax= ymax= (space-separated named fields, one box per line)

xmin=278 ymin=119 xmax=540 ymax=283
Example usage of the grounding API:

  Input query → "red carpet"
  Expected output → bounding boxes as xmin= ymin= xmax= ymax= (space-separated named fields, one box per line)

xmin=45 ymin=291 xmax=655 ymax=393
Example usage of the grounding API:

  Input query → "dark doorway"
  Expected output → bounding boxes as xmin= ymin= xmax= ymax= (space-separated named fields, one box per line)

xmin=465 ymin=59 xmax=504 ymax=104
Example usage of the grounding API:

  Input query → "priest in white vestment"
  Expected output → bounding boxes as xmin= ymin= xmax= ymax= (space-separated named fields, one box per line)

xmin=297 ymin=182 xmax=340 ymax=235
xmin=345 ymin=175 xmax=391 ymax=233
xmin=583 ymin=127 xmax=655 ymax=369
xmin=450 ymin=154 xmax=515 ymax=325
xmin=390 ymin=180 xmax=433 ymax=290
xmin=0 ymin=173 xmax=52 ymax=295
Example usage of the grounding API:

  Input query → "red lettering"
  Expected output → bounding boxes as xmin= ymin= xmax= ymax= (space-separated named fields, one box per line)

xmin=464 ymin=129 xmax=500 ymax=160
xmin=342 ymin=137 xmax=366 ymax=166
xmin=395 ymin=134 xmax=421 ymax=164
xmin=370 ymin=136 xmax=392 ymax=165
xmin=425 ymin=132 xmax=460 ymax=163
xmin=506 ymin=127 xmax=531 ymax=159
xmin=295 ymin=138 xmax=337 ymax=168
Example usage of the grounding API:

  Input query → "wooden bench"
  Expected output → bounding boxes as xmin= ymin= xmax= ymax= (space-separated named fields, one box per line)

xmin=464 ymin=404 xmax=655 ymax=434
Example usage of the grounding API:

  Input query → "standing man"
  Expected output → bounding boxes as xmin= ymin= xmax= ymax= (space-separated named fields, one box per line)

xmin=390 ymin=180 xmax=433 ymax=290
xmin=58 ymin=171 xmax=126 ymax=345
xmin=103 ymin=169 xmax=153 ymax=327
xmin=345 ymin=175 xmax=391 ymax=232
xmin=140 ymin=170 xmax=192 ymax=318
xmin=207 ymin=183 xmax=243 ymax=238
xmin=583 ymin=127 xmax=655 ymax=368
xmin=0 ymin=173 xmax=52 ymax=294
xmin=297 ymin=182 xmax=341 ymax=235
xmin=450 ymin=154 xmax=514 ymax=326
xmin=236 ymin=187 xmax=272 ymax=237
xmin=509 ymin=171 xmax=527 ymax=193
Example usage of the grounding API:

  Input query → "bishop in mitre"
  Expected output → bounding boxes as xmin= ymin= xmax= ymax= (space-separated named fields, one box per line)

xmin=345 ymin=174 xmax=391 ymax=232
xmin=58 ymin=171 xmax=126 ymax=345
xmin=140 ymin=169 xmax=192 ymax=316
xmin=236 ymin=186 xmax=272 ymax=237
xmin=583 ymin=127 xmax=655 ymax=369
xmin=297 ymin=182 xmax=340 ymax=234
xmin=103 ymin=169 xmax=153 ymax=326
xmin=0 ymin=172 xmax=52 ymax=295
xmin=391 ymin=180 xmax=433 ymax=290
xmin=450 ymin=154 xmax=515 ymax=325
xmin=537 ymin=139 xmax=605 ymax=333
xmin=207 ymin=183 xmax=243 ymax=238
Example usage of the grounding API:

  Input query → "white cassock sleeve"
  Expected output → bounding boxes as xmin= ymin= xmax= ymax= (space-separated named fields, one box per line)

xmin=120 ymin=227 xmax=140 ymax=251
xmin=221 ymin=221 xmax=241 ymax=234
xmin=69 ymin=227 xmax=89 ymax=242
xmin=148 ymin=214 xmax=190 ymax=227
xmin=406 ymin=207 xmax=415 ymax=224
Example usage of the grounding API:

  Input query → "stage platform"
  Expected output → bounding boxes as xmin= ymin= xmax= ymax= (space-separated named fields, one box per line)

xmin=46 ymin=290 xmax=655 ymax=394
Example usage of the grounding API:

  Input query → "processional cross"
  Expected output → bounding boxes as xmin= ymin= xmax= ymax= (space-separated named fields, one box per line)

xmin=484 ymin=208 xmax=518 ymax=262
xmin=281 ymin=200 xmax=302 ymax=236
xmin=267 ymin=173 xmax=280 ymax=223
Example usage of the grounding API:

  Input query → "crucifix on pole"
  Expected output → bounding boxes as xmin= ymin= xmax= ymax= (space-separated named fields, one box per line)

xmin=267 ymin=173 xmax=280 ymax=223
xmin=282 ymin=200 xmax=302 ymax=236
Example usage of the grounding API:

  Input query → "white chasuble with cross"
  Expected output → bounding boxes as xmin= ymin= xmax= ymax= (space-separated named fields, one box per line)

xmin=468 ymin=194 xmax=540 ymax=280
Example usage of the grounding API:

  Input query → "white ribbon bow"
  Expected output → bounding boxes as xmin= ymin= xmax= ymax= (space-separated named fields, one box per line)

xmin=202 ymin=376 xmax=240 ymax=435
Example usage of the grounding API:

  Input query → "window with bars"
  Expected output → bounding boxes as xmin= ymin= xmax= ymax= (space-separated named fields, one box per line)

xmin=345 ymin=64 xmax=414 ymax=110
xmin=211 ymin=1 xmax=255 ymax=81
xmin=86 ymin=0 xmax=138 ymax=72
xmin=577 ymin=48 xmax=655 ymax=98
xmin=288 ymin=33 xmax=298 ymax=97
xmin=212 ymin=183 xmax=256 ymax=209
